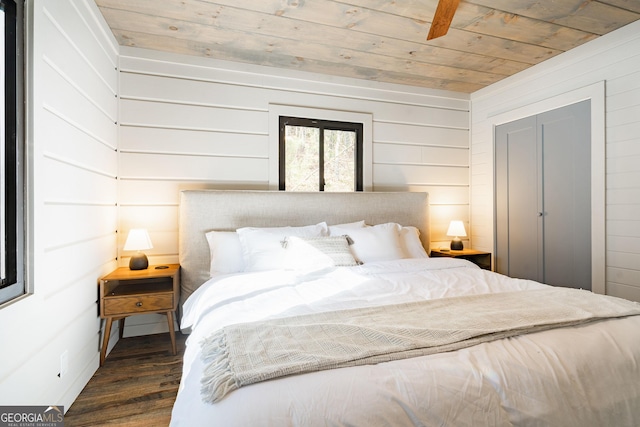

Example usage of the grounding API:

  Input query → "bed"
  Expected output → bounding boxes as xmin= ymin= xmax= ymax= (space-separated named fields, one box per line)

xmin=170 ymin=190 xmax=640 ymax=426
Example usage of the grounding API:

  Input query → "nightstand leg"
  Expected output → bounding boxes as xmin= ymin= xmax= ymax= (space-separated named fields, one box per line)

xmin=118 ymin=318 xmax=125 ymax=339
xmin=101 ymin=317 xmax=114 ymax=367
xmin=167 ymin=311 xmax=177 ymax=355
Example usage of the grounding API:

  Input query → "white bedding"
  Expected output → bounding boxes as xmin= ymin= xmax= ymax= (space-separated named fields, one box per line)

xmin=170 ymin=258 xmax=640 ymax=426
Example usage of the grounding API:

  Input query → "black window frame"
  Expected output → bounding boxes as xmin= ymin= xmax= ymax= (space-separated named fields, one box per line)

xmin=1 ymin=0 xmax=25 ymax=305
xmin=279 ymin=116 xmax=363 ymax=192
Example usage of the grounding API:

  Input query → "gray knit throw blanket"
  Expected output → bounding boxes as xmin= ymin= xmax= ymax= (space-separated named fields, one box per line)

xmin=200 ymin=287 xmax=640 ymax=403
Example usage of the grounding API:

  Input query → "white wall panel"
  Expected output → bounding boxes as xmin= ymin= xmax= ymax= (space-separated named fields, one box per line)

xmin=374 ymin=144 xmax=468 ymax=166
xmin=606 ymin=64 xmax=640 ymax=94
xmin=374 ymin=121 xmax=468 ymax=147
xmin=118 ymin=180 xmax=262 ymax=206
xmin=607 ymin=154 xmax=640 ymax=174
xmin=120 ymin=72 xmax=271 ymax=109
xmin=608 ymin=267 xmax=640 ymax=286
xmin=42 ymin=235 xmax=117 ymax=298
xmin=119 ymin=206 xmax=177 ymax=234
xmin=0 ymin=0 xmax=119 ymax=411
xmin=41 ymin=108 xmax=117 ymax=171
xmin=118 ymin=48 xmax=471 ymax=279
xmin=43 ymin=154 xmax=116 ymax=203
xmin=119 ymin=152 xmax=268 ymax=182
xmin=608 ymin=139 xmax=640 ymax=158
xmin=43 ymin=204 xmax=117 ymax=250
xmin=607 ymin=121 xmax=640 ymax=143
xmin=42 ymin=1 xmax=117 ymax=88
xmin=606 ymin=283 xmax=640 ymax=303
xmin=375 ymin=107 xmax=468 ymax=129
xmin=120 ymin=99 xmax=268 ymax=133
xmin=421 ymin=186 xmax=469 ymax=205
xmin=608 ymin=87 xmax=640 ymax=112
xmin=42 ymin=62 xmax=117 ymax=145
xmin=374 ymin=164 xmax=468 ymax=186
xmin=120 ymin=126 xmax=268 ymax=158
xmin=41 ymin=18 xmax=116 ymax=115
xmin=470 ymin=20 xmax=640 ymax=300
xmin=608 ymin=105 xmax=640 ymax=127
xmin=4 ymin=304 xmax=101 ymax=406
xmin=608 ymin=188 xmax=640 ymax=206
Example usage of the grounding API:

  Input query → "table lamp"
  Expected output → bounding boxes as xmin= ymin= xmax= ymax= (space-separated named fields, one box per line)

xmin=123 ymin=228 xmax=153 ymax=270
xmin=446 ymin=220 xmax=466 ymax=250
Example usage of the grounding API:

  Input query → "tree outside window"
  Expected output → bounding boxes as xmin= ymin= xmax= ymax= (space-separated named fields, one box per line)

xmin=279 ymin=117 xmax=363 ymax=192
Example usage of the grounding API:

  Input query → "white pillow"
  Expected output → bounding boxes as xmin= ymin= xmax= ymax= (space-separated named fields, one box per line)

xmin=328 ymin=220 xmax=366 ymax=235
xmin=400 ymin=226 xmax=429 ymax=258
xmin=332 ymin=222 xmax=405 ymax=263
xmin=205 ymin=231 xmax=245 ymax=276
xmin=284 ymin=236 xmax=359 ymax=271
xmin=237 ymin=223 xmax=328 ymax=272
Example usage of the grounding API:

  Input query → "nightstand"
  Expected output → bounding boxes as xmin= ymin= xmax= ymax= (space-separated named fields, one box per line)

xmin=99 ymin=264 xmax=180 ymax=366
xmin=430 ymin=249 xmax=492 ymax=270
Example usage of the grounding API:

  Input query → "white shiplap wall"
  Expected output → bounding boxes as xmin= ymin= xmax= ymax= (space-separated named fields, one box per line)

xmin=117 ymin=48 xmax=470 ymax=335
xmin=0 ymin=0 xmax=118 ymax=408
xmin=470 ymin=20 xmax=640 ymax=301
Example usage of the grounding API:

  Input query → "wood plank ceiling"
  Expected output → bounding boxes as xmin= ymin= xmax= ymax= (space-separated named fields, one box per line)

xmin=94 ymin=0 xmax=640 ymax=93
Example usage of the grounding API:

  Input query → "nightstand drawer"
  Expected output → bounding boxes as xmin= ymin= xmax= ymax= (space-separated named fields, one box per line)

xmin=103 ymin=293 xmax=173 ymax=315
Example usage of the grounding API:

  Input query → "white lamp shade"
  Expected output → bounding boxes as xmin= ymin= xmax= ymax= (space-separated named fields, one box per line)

xmin=446 ymin=220 xmax=467 ymax=238
xmin=123 ymin=229 xmax=153 ymax=251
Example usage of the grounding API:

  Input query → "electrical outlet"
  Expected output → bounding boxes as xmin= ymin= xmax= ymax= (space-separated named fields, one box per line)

xmin=60 ymin=350 xmax=69 ymax=378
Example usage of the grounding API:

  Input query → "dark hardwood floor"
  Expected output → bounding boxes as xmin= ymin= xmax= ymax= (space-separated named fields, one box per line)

xmin=65 ymin=332 xmax=187 ymax=427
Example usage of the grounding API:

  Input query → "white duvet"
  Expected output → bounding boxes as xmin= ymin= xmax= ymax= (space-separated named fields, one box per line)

xmin=170 ymin=258 xmax=640 ymax=426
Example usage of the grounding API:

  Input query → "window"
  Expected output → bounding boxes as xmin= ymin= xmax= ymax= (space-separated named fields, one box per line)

xmin=279 ymin=117 xmax=363 ymax=191
xmin=1 ymin=0 xmax=24 ymax=305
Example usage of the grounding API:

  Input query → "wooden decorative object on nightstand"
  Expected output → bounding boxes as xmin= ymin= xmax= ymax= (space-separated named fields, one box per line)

xmin=99 ymin=264 xmax=180 ymax=366
xmin=430 ymin=249 xmax=492 ymax=270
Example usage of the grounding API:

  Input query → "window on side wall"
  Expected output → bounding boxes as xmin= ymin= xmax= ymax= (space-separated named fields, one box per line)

xmin=279 ymin=116 xmax=363 ymax=191
xmin=1 ymin=0 xmax=25 ymax=306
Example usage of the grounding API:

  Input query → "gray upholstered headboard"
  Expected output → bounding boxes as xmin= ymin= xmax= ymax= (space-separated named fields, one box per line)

xmin=178 ymin=190 xmax=430 ymax=305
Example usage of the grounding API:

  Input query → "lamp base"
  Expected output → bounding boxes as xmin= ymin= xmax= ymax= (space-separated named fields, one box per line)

xmin=129 ymin=253 xmax=149 ymax=270
xmin=450 ymin=239 xmax=463 ymax=250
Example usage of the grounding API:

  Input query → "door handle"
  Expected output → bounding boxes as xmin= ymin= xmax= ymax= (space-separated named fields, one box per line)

xmin=538 ymin=212 xmax=544 ymax=217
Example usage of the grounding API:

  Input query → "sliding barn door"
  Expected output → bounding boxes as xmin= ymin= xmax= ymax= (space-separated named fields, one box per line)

xmin=495 ymin=100 xmax=591 ymax=290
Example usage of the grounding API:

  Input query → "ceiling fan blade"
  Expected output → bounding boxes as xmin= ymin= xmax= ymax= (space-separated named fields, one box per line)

xmin=427 ymin=0 xmax=460 ymax=40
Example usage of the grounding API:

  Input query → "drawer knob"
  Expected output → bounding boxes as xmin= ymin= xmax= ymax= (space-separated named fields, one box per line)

xmin=136 ymin=302 xmax=143 ymax=307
